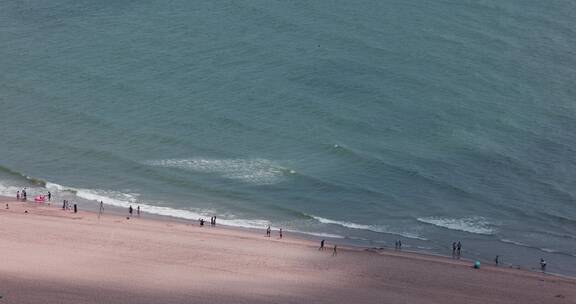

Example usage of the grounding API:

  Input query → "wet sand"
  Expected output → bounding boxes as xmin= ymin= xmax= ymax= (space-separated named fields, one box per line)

xmin=0 ymin=197 xmax=574 ymax=304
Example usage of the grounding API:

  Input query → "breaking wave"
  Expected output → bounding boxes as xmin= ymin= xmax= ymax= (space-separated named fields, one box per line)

xmin=309 ymin=215 xmax=427 ymax=240
xmin=144 ymin=158 xmax=295 ymax=185
xmin=417 ymin=216 xmax=497 ymax=235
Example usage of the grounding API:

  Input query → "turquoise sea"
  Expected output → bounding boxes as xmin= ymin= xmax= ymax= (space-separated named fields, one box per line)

xmin=1 ymin=1 xmax=575 ymax=275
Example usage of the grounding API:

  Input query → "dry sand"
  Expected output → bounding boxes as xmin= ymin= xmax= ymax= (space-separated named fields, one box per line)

xmin=0 ymin=196 xmax=574 ymax=304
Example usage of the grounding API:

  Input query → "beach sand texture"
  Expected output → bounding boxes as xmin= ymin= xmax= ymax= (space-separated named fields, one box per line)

xmin=0 ymin=197 xmax=574 ymax=304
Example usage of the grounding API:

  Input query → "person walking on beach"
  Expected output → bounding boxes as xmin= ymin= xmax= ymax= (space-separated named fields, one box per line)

xmin=47 ymin=191 xmax=51 ymax=202
xmin=452 ymin=242 xmax=457 ymax=257
xmin=128 ymin=205 xmax=133 ymax=217
xmin=457 ymin=241 xmax=462 ymax=257
xmin=495 ymin=255 xmax=500 ymax=266
xmin=540 ymin=258 xmax=547 ymax=272
xmin=332 ymin=245 xmax=338 ymax=256
xmin=279 ymin=228 xmax=283 ymax=239
xmin=398 ymin=240 xmax=402 ymax=250
xmin=137 ymin=205 xmax=140 ymax=217
xmin=98 ymin=201 xmax=104 ymax=219
xmin=213 ymin=216 xmax=217 ymax=226
xmin=16 ymin=191 xmax=20 ymax=200
xmin=319 ymin=239 xmax=325 ymax=250
xmin=266 ymin=226 xmax=271 ymax=237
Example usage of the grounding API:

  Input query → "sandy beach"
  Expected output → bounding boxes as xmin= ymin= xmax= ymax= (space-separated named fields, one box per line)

xmin=0 ymin=196 xmax=574 ymax=304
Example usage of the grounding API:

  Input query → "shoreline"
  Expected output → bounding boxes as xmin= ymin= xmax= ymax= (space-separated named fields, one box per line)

xmin=4 ymin=183 xmax=575 ymax=278
xmin=2 ymin=195 xmax=572 ymax=280
xmin=1 ymin=195 xmax=575 ymax=303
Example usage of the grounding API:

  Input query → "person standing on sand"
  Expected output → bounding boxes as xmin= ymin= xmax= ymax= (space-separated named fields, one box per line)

xmin=398 ymin=240 xmax=402 ymax=250
xmin=452 ymin=242 xmax=456 ymax=257
xmin=266 ymin=226 xmax=271 ymax=237
xmin=495 ymin=255 xmax=500 ymax=266
xmin=319 ymin=239 xmax=325 ymax=250
xmin=98 ymin=201 xmax=104 ymax=219
xmin=137 ymin=205 xmax=140 ymax=217
xmin=279 ymin=228 xmax=283 ymax=239
xmin=47 ymin=191 xmax=51 ymax=201
xmin=129 ymin=205 xmax=133 ymax=217
xmin=457 ymin=241 xmax=462 ymax=257
xmin=332 ymin=245 xmax=338 ymax=256
xmin=16 ymin=191 xmax=20 ymax=200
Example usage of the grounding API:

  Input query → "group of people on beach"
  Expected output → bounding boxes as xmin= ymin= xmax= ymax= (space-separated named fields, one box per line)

xmin=452 ymin=241 xmax=462 ymax=258
xmin=318 ymin=239 xmax=338 ymax=256
xmin=198 ymin=216 xmax=217 ymax=226
xmin=16 ymin=189 xmax=52 ymax=203
xmin=265 ymin=225 xmax=283 ymax=239
xmin=127 ymin=205 xmax=140 ymax=218
xmin=16 ymin=189 xmax=27 ymax=201
xmin=62 ymin=200 xmax=78 ymax=213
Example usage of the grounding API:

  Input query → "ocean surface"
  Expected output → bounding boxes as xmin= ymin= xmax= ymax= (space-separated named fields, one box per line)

xmin=1 ymin=1 xmax=575 ymax=275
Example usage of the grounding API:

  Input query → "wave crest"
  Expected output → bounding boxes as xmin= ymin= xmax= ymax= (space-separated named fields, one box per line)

xmin=417 ymin=216 xmax=496 ymax=235
xmin=309 ymin=215 xmax=427 ymax=240
xmin=144 ymin=158 xmax=294 ymax=185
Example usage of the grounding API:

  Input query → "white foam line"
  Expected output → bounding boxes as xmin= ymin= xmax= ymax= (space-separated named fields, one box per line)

xmin=417 ymin=216 xmax=496 ymax=235
xmin=309 ymin=215 xmax=428 ymax=240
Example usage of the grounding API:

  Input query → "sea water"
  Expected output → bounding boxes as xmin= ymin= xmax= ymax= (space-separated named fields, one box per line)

xmin=1 ymin=0 xmax=575 ymax=275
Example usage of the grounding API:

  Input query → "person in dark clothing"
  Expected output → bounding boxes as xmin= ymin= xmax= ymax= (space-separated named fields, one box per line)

xmin=540 ymin=258 xmax=547 ymax=272
xmin=494 ymin=255 xmax=500 ymax=266
xmin=47 ymin=191 xmax=51 ymax=201
xmin=266 ymin=226 xmax=271 ymax=237
xmin=137 ymin=205 xmax=140 ymax=217
xmin=452 ymin=242 xmax=457 ymax=256
xmin=319 ymin=239 xmax=325 ymax=250
xmin=98 ymin=201 xmax=104 ymax=219
xmin=332 ymin=245 xmax=338 ymax=256
xmin=128 ymin=205 xmax=133 ymax=217
xmin=279 ymin=228 xmax=283 ymax=239
xmin=457 ymin=241 xmax=462 ymax=257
